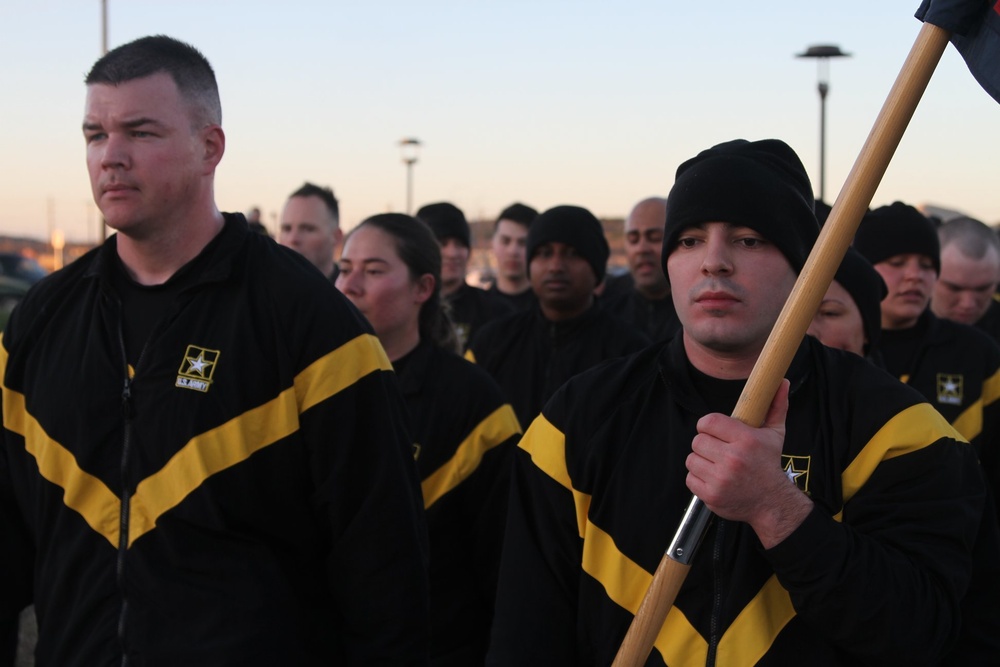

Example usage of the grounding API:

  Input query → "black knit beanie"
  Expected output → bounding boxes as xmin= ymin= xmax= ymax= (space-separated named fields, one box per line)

xmin=661 ymin=139 xmax=819 ymax=277
xmin=853 ymin=201 xmax=940 ymax=275
xmin=833 ymin=247 xmax=887 ymax=355
xmin=526 ymin=205 xmax=609 ymax=282
xmin=416 ymin=202 xmax=471 ymax=248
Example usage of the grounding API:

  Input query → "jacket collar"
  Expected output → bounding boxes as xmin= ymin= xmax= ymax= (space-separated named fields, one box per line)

xmin=658 ymin=329 xmax=812 ymax=416
xmin=85 ymin=213 xmax=251 ymax=289
xmin=391 ymin=339 xmax=435 ymax=396
xmin=534 ymin=300 xmax=602 ymax=345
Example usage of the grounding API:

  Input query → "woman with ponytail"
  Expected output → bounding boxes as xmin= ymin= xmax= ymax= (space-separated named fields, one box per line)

xmin=336 ymin=213 xmax=521 ymax=666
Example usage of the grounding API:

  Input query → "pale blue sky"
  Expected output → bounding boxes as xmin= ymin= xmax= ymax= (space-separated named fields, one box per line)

xmin=1 ymin=0 xmax=997 ymax=243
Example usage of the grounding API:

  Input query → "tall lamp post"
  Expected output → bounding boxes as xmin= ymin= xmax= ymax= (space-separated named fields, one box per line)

xmin=399 ymin=138 xmax=421 ymax=215
xmin=100 ymin=0 xmax=110 ymax=241
xmin=796 ymin=44 xmax=850 ymax=203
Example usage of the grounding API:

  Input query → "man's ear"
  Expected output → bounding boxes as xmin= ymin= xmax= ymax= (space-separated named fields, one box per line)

xmin=201 ymin=124 xmax=225 ymax=174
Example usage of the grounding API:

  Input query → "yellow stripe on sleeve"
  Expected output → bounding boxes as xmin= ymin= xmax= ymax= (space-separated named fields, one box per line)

xmin=421 ymin=404 xmax=521 ymax=508
xmin=294 ymin=333 xmax=393 ymax=413
xmin=981 ymin=366 xmax=1000 ymax=408
xmin=951 ymin=399 xmax=984 ymax=443
xmin=841 ymin=403 xmax=961 ymax=504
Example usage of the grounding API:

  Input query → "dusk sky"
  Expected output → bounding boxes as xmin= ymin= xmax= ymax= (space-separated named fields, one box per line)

xmin=1 ymin=0 xmax=997 ymax=244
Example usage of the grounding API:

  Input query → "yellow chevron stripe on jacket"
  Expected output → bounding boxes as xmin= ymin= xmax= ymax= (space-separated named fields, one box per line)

xmin=518 ymin=404 xmax=958 ymax=665
xmin=2 ymin=333 xmax=391 ymax=548
xmin=839 ymin=402 xmax=962 ymax=507
xmin=951 ymin=367 xmax=1000 ymax=442
xmin=421 ymin=403 xmax=521 ymax=509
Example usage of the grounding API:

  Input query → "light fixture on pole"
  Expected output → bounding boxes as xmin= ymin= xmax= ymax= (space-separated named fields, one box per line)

xmin=796 ymin=44 xmax=850 ymax=203
xmin=399 ymin=138 xmax=421 ymax=215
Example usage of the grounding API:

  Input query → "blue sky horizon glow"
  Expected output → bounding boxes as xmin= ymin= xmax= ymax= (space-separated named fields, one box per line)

xmin=1 ymin=0 xmax=997 ymax=244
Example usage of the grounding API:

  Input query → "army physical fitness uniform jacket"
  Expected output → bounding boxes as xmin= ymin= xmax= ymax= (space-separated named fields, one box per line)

xmin=394 ymin=340 xmax=520 ymax=665
xmin=0 ymin=215 xmax=429 ymax=666
xmin=487 ymin=335 xmax=987 ymax=666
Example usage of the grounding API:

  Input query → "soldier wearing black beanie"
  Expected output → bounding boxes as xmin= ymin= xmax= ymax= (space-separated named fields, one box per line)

xmin=812 ymin=201 xmax=885 ymax=357
xmin=812 ymin=247 xmax=888 ymax=357
xmin=416 ymin=201 xmax=511 ymax=349
xmin=486 ymin=139 xmax=995 ymax=666
xmin=467 ymin=203 xmax=647 ymax=427
xmin=661 ymin=138 xmax=820 ymax=278
xmin=853 ymin=201 xmax=941 ymax=275
xmin=526 ymin=205 xmax=610 ymax=283
xmin=417 ymin=202 xmax=472 ymax=249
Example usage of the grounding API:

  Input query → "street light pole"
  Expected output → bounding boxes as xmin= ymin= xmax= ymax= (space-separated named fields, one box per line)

xmin=399 ymin=138 xmax=421 ymax=215
xmin=101 ymin=0 xmax=108 ymax=55
xmin=796 ymin=44 xmax=850 ymax=202
xmin=100 ymin=0 xmax=109 ymax=241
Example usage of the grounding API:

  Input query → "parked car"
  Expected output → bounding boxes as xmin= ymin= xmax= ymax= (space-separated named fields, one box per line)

xmin=0 ymin=253 xmax=47 ymax=284
xmin=0 ymin=275 xmax=31 ymax=331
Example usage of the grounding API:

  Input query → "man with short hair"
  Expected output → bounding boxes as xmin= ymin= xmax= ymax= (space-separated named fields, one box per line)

xmin=931 ymin=215 xmax=1000 ymax=341
xmin=467 ymin=205 xmax=648 ymax=427
xmin=487 ymin=202 xmax=537 ymax=312
xmin=486 ymin=140 xmax=987 ymax=665
xmin=0 ymin=35 xmax=428 ymax=665
xmin=278 ymin=182 xmax=343 ymax=281
xmin=417 ymin=201 xmax=511 ymax=349
xmin=603 ymin=196 xmax=680 ymax=341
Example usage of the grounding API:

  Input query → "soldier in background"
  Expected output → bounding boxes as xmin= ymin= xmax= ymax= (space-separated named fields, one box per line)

xmin=417 ymin=202 xmax=511 ymax=349
xmin=602 ymin=197 xmax=680 ymax=342
xmin=930 ymin=215 xmax=1000 ymax=342
xmin=487 ymin=202 xmax=538 ymax=312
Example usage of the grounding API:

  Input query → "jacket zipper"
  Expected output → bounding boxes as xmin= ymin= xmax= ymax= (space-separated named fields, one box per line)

xmin=116 ymin=313 xmax=134 ymax=667
xmin=118 ymin=375 xmax=133 ymax=667
xmin=115 ymin=300 xmax=157 ymax=666
xmin=706 ymin=520 xmax=726 ymax=666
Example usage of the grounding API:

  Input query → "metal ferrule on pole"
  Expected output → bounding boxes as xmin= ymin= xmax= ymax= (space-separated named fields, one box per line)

xmin=665 ymin=497 xmax=713 ymax=565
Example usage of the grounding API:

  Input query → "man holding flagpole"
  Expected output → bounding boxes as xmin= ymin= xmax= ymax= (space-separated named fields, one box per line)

xmin=487 ymin=138 xmax=988 ymax=665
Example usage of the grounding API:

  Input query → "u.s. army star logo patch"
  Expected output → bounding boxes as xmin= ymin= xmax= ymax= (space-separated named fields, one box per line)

xmin=937 ymin=374 xmax=963 ymax=406
xmin=782 ymin=455 xmax=811 ymax=494
xmin=176 ymin=345 xmax=220 ymax=393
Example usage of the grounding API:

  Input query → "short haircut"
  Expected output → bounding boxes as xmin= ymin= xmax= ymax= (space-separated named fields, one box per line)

xmin=495 ymin=203 xmax=538 ymax=231
xmin=85 ymin=35 xmax=222 ymax=127
xmin=938 ymin=216 xmax=1000 ymax=261
xmin=289 ymin=182 xmax=340 ymax=227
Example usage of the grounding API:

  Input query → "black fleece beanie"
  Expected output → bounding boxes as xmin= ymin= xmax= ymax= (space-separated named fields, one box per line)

xmin=661 ymin=139 xmax=819 ymax=277
xmin=834 ymin=247 xmax=888 ymax=354
xmin=416 ymin=202 xmax=471 ymax=248
xmin=526 ymin=205 xmax=609 ymax=282
xmin=853 ymin=201 xmax=940 ymax=275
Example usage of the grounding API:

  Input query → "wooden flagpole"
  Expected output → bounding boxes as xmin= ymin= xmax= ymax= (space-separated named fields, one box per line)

xmin=612 ymin=21 xmax=952 ymax=667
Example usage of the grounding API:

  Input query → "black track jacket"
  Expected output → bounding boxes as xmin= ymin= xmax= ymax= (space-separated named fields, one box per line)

xmin=0 ymin=215 xmax=429 ymax=666
xmin=488 ymin=335 xmax=987 ymax=666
